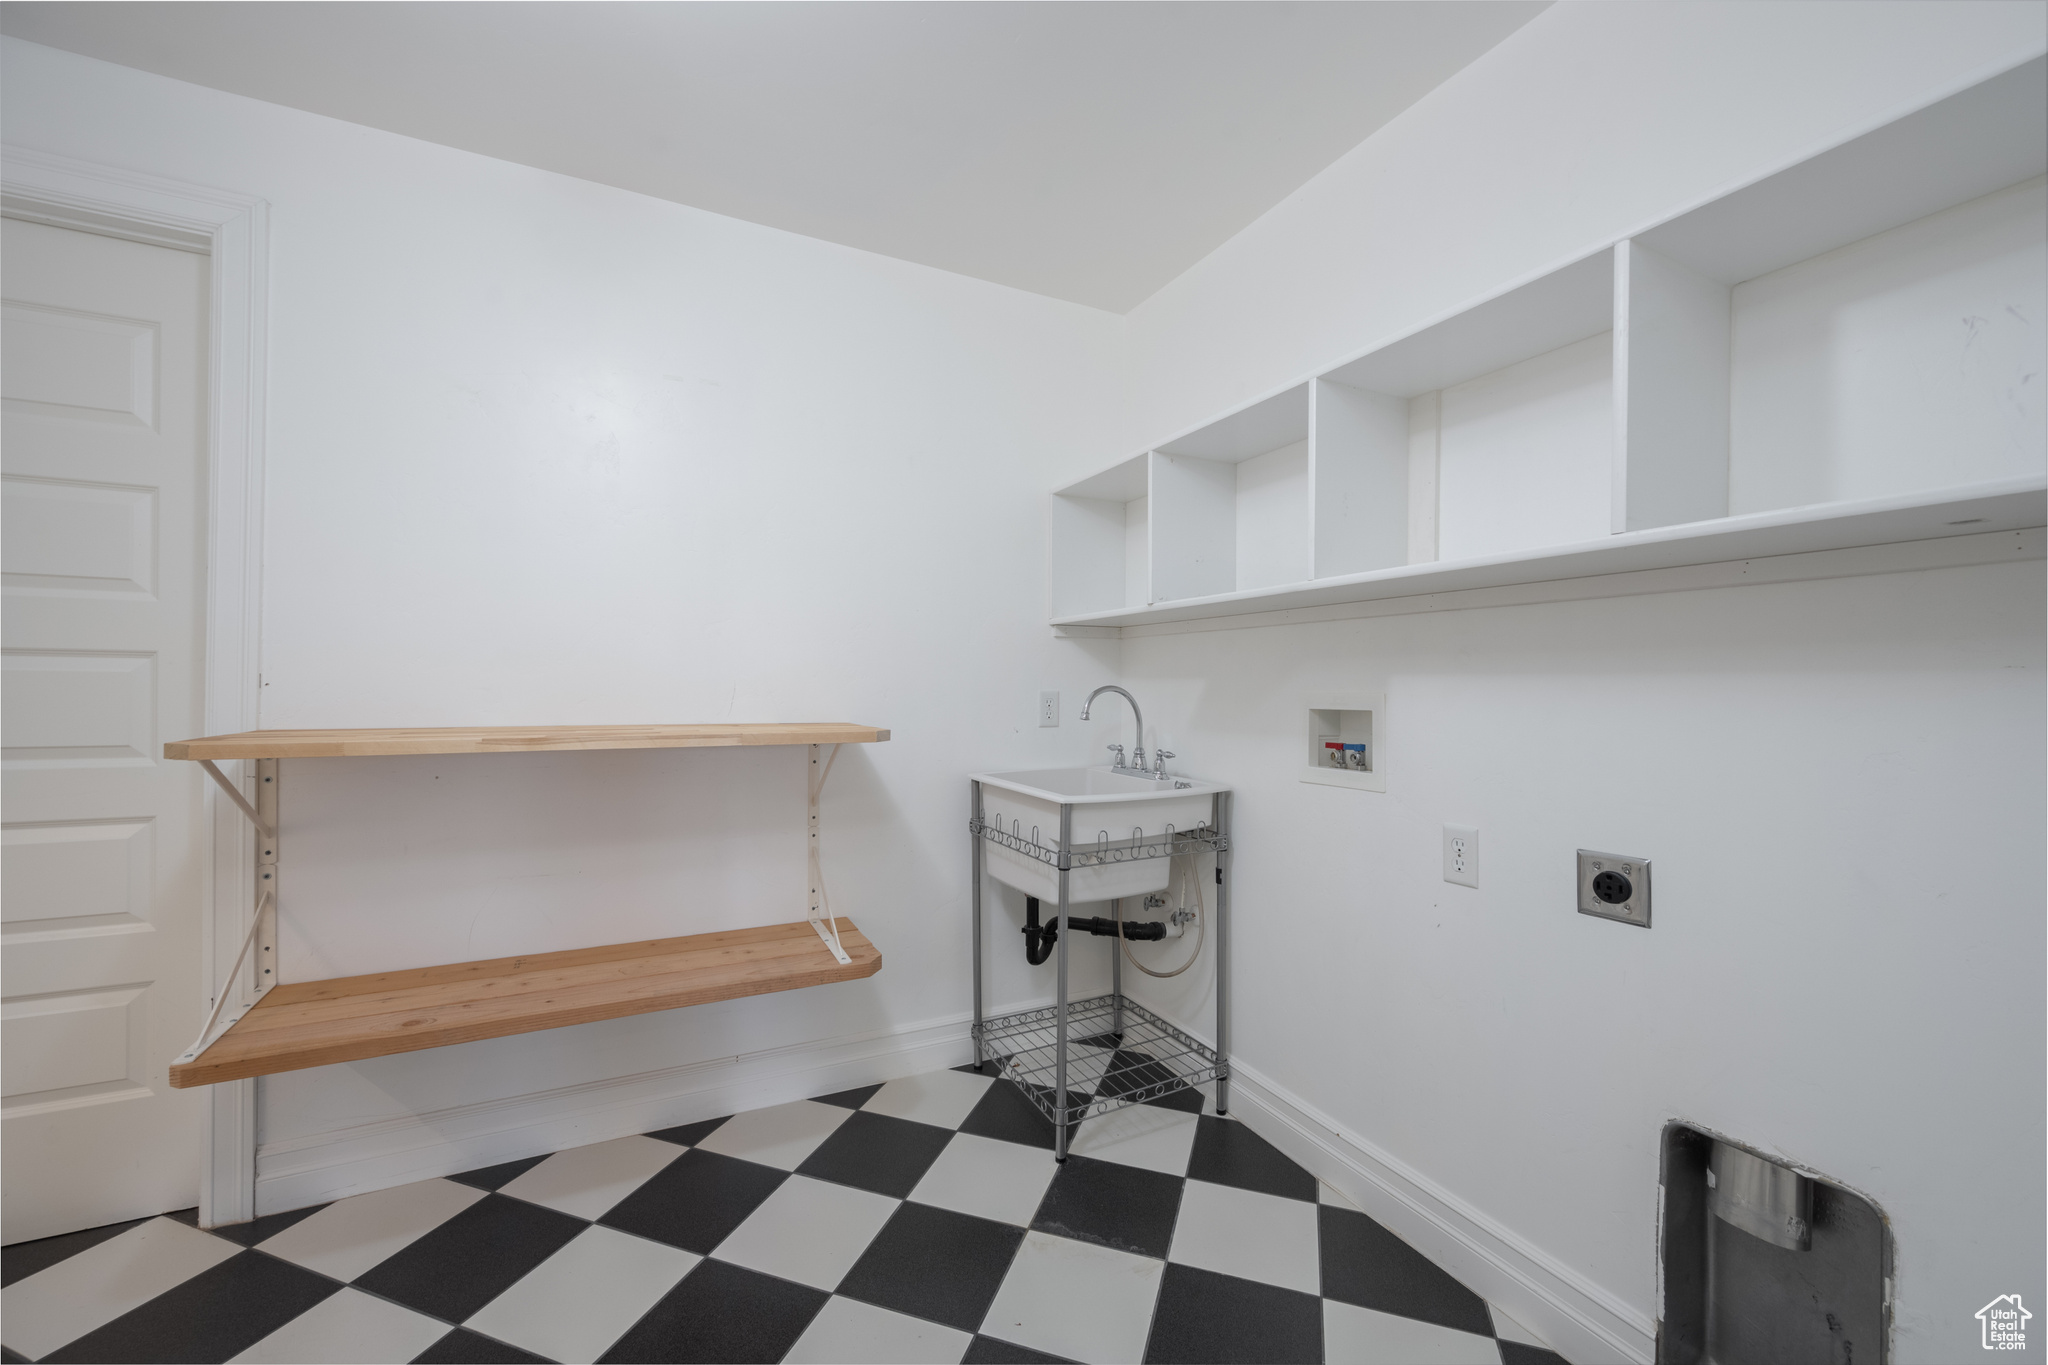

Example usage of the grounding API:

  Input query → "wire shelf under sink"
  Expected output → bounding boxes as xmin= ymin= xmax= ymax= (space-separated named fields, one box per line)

xmin=973 ymin=995 xmax=1224 ymax=1126
xmin=969 ymin=818 xmax=1228 ymax=868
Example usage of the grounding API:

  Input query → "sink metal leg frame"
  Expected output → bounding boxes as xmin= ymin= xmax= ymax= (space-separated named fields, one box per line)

xmin=1215 ymin=788 xmax=1231 ymax=1116
xmin=1110 ymin=897 xmax=1123 ymax=1037
xmin=967 ymin=785 xmax=1229 ymax=1154
xmin=970 ymin=779 xmax=984 ymax=1070
xmin=1054 ymin=800 xmax=1073 ymax=1161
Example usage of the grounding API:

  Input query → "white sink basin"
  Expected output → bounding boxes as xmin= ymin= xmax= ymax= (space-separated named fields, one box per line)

xmin=972 ymin=766 xmax=1229 ymax=903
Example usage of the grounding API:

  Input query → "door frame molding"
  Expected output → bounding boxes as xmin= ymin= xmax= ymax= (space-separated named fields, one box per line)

xmin=3 ymin=145 xmax=270 ymax=1228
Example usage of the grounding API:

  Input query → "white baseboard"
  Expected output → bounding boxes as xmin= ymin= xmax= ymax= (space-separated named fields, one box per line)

xmin=1220 ymin=1059 xmax=1656 ymax=1365
xmin=254 ymin=1008 xmax=987 ymax=1216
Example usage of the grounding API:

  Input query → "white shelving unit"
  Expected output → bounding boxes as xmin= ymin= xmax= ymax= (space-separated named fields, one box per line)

xmin=1049 ymin=57 xmax=2048 ymax=634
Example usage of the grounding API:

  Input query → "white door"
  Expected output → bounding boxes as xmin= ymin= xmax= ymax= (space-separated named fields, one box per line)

xmin=2 ymin=217 xmax=210 ymax=1241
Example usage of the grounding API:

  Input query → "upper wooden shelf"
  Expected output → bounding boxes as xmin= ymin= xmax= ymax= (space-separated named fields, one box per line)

xmin=164 ymin=723 xmax=890 ymax=761
xmin=168 ymin=918 xmax=882 ymax=1088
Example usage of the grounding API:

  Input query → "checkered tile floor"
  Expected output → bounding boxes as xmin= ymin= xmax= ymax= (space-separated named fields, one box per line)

xmin=2 ymin=1063 xmax=1571 ymax=1363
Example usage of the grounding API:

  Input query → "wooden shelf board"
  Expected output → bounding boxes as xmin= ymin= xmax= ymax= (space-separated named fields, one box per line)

xmin=1051 ymin=478 xmax=2046 ymax=632
xmin=168 ymin=919 xmax=881 ymax=1087
xmin=165 ymin=723 xmax=890 ymax=761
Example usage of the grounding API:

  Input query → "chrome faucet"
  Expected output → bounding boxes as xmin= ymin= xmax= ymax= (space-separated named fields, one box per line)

xmin=1080 ymin=685 xmax=1146 ymax=773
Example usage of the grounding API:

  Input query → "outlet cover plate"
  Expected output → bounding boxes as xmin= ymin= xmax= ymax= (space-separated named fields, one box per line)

xmin=1443 ymin=824 xmax=1478 ymax=888
xmin=1039 ymin=691 xmax=1059 ymax=727
xmin=1578 ymin=849 xmax=1650 ymax=927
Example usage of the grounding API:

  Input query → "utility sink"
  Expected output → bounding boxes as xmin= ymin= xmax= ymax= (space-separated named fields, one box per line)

xmin=972 ymin=766 xmax=1230 ymax=903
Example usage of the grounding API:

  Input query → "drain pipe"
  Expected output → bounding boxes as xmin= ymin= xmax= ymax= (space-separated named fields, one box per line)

xmin=1023 ymin=896 xmax=1164 ymax=965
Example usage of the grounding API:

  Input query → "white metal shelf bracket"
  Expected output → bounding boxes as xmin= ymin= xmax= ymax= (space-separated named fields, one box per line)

xmin=177 ymin=885 xmax=271 ymax=1066
xmin=182 ymin=759 xmax=280 ymax=1064
xmin=198 ymin=758 xmax=275 ymax=839
xmin=808 ymin=743 xmax=851 ymax=965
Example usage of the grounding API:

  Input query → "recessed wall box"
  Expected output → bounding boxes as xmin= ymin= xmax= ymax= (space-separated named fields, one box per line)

xmin=1304 ymin=696 xmax=1384 ymax=791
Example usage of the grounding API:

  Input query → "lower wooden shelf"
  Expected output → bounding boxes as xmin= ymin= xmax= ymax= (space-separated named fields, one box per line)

xmin=168 ymin=919 xmax=882 ymax=1088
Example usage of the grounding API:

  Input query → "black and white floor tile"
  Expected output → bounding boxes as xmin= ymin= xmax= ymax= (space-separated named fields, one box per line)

xmin=1 ymin=1064 xmax=1573 ymax=1364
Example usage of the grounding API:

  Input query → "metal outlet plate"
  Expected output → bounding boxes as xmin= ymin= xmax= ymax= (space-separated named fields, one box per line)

xmin=1578 ymin=849 xmax=1650 ymax=927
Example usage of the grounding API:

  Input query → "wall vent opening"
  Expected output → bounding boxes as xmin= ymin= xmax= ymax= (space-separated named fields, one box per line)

xmin=1660 ymin=1123 xmax=1891 ymax=1364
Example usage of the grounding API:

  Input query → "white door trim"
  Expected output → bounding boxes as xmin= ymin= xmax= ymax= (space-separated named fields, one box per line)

xmin=2 ymin=145 xmax=269 ymax=1228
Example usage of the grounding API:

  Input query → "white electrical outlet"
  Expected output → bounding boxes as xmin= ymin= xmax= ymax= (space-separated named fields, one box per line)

xmin=1039 ymin=691 xmax=1059 ymax=727
xmin=1443 ymin=824 xmax=1478 ymax=888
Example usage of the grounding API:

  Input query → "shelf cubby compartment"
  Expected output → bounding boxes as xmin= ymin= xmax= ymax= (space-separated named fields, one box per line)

xmin=1150 ymin=383 xmax=1311 ymax=600
xmin=1050 ymin=453 xmax=1150 ymax=617
xmin=1618 ymin=56 xmax=2047 ymax=532
xmin=1323 ymin=248 xmax=1617 ymax=567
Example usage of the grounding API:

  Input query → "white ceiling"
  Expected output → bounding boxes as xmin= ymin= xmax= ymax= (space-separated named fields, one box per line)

xmin=2 ymin=2 xmax=1545 ymax=312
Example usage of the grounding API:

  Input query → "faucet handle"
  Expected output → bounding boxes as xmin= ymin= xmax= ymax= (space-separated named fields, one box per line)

xmin=1154 ymin=750 xmax=1175 ymax=776
xmin=1106 ymin=743 xmax=1126 ymax=769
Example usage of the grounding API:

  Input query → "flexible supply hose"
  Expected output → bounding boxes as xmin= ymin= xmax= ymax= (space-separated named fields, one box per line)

xmin=1122 ymin=851 xmax=1206 ymax=979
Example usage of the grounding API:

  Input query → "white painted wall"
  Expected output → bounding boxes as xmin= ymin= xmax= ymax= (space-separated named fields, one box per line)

xmin=1118 ymin=6 xmax=2046 ymax=1362
xmin=1123 ymin=565 xmax=2044 ymax=1363
xmin=2 ymin=38 xmax=1137 ymax=1208
xmin=1123 ymin=1 xmax=2048 ymax=443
